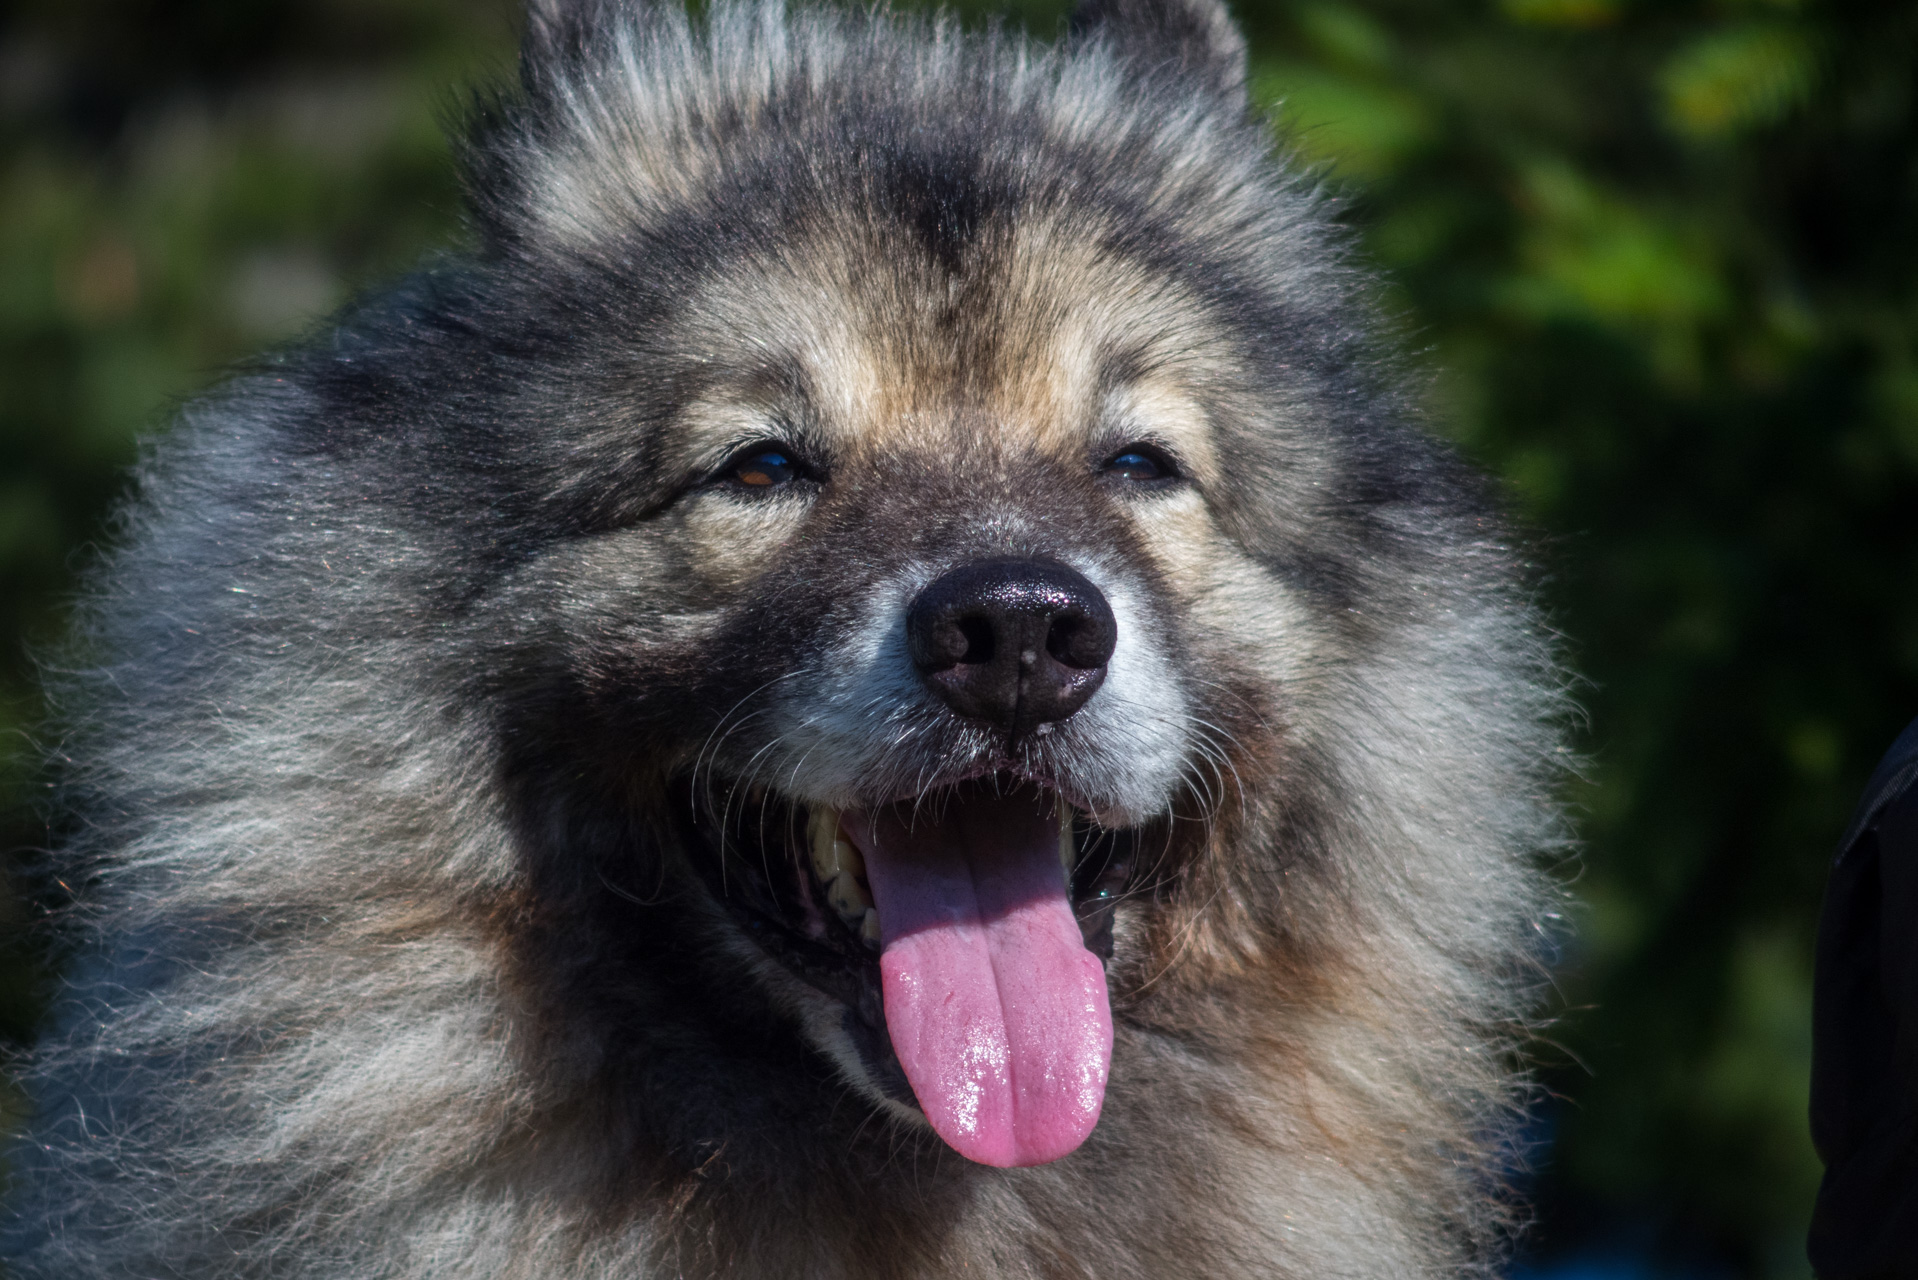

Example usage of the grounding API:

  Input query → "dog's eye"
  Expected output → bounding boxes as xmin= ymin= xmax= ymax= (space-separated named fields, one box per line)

xmin=1101 ymin=445 xmax=1175 ymax=483
xmin=722 ymin=446 xmax=803 ymax=489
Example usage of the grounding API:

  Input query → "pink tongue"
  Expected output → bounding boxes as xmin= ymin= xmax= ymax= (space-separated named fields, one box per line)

xmin=846 ymin=785 xmax=1111 ymax=1168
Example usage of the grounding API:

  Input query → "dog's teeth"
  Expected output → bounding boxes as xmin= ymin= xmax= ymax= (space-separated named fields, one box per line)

xmin=835 ymin=838 xmax=863 ymax=878
xmin=827 ymin=871 xmax=872 ymax=921
xmin=1058 ymin=795 xmax=1077 ymax=882
xmin=860 ymin=908 xmax=881 ymax=948
xmin=807 ymin=806 xmax=839 ymax=878
xmin=808 ymin=806 xmax=872 ymax=929
xmin=808 ymin=806 xmax=864 ymax=883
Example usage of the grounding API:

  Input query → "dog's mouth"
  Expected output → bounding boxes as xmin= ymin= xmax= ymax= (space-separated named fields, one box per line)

xmin=683 ymin=773 xmax=1139 ymax=1167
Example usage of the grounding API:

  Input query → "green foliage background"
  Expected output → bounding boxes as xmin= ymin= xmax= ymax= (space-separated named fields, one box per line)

xmin=2 ymin=0 xmax=1913 ymax=1275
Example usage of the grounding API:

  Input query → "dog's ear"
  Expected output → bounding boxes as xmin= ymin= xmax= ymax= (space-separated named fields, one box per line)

xmin=1069 ymin=0 xmax=1247 ymax=99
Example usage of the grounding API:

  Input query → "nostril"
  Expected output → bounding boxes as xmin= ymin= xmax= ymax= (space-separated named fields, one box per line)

xmin=1045 ymin=614 xmax=1110 ymax=670
xmin=956 ymin=616 xmax=995 ymax=666
xmin=911 ymin=613 xmax=995 ymax=673
xmin=1046 ymin=618 xmax=1076 ymax=665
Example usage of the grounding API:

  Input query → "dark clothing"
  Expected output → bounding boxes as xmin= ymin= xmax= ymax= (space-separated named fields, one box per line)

xmin=1810 ymin=717 xmax=1918 ymax=1279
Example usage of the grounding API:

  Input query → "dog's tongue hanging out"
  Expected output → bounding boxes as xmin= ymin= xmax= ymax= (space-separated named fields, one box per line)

xmin=844 ymin=783 xmax=1112 ymax=1167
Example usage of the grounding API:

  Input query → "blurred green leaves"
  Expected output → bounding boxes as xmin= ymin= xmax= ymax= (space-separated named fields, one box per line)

xmin=1254 ymin=3 xmax=1429 ymax=180
xmin=1501 ymin=0 xmax=1618 ymax=30
xmin=1662 ymin=23 xmax=1820 ymax=139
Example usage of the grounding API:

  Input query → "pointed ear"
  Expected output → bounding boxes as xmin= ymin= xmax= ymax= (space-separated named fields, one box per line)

xmin=1068 ymin=0 xmax=1248 ymax=99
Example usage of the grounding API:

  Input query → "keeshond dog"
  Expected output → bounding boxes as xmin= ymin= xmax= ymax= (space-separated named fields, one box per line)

xmin=2 ymin=0 xmax=1564 ymax=1275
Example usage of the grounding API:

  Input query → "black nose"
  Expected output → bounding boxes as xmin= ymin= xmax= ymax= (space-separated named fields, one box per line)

xmin=905 ymin=557 xmax=1118 ymax=737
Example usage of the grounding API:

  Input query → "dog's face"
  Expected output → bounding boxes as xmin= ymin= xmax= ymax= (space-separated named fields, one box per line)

xmin=435 ymin=0 xmax=1465 ymax=1183
xmin=486 ymin=167 xmax=1368 ymax=1166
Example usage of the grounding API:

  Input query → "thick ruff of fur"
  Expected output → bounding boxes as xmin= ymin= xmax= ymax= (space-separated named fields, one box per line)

xmin=3 ymin=1 xmax=1565 ymax=1275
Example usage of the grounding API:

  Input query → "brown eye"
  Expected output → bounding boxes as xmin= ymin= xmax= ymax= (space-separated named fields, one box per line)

xmin=727 ymin=448 xmax=799 ymax=488
xmin=1102 ymin=445 xmax=1174 ymax=483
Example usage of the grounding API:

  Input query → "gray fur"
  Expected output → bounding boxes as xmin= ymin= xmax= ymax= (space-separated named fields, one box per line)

xmin=2 ymin=1 xmax=1567 ymax=1276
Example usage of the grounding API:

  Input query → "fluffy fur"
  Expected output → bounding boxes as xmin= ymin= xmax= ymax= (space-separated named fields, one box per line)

xmin=3 ymin=0 xmax=1566 ymax=1275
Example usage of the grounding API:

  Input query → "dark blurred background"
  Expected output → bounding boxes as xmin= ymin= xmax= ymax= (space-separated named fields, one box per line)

xmin=1 ymin=0 xmax=1913 ymax=1276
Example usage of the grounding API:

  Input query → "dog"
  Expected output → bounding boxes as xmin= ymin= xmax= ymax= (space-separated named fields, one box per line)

xmin=2 ymin=0 xmax=1564 ymax=1274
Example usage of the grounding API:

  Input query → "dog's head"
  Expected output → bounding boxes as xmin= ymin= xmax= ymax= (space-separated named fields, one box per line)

xmin=435 ymin=0 xmax=1510 ymax=1170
